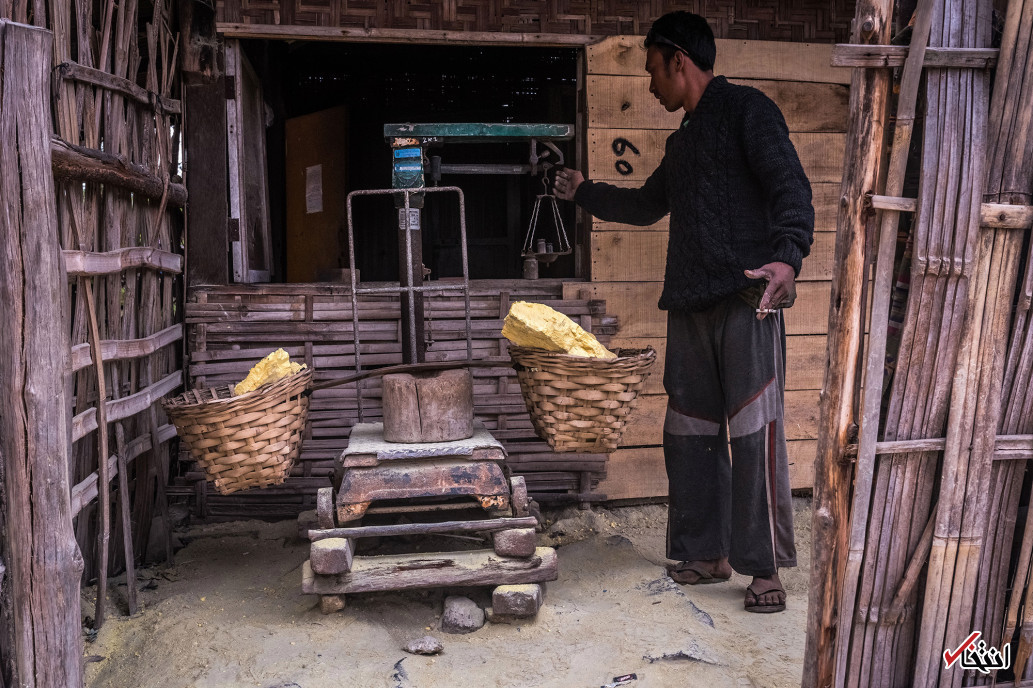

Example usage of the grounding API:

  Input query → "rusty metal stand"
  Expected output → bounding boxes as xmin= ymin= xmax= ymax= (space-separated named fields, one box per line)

xmin=345 ymin=186 xmax=472 ymax=420
xmin=306 ymin=185 xmax=556 ymax=616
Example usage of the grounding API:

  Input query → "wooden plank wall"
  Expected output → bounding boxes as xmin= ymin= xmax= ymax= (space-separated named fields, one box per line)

xmin=571 ymin=37 xmax=850 ymax=499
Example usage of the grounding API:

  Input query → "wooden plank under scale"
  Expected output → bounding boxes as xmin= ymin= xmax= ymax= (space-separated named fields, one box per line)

xmin=301 ymin=546 xmax=559 ymax=594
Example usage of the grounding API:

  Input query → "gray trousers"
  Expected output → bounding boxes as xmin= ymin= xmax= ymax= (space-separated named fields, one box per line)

xmin=662 ymin=295 xmax=797 ymax=577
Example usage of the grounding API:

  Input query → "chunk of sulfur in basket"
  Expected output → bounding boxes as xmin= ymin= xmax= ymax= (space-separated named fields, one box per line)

xmin=234 ymin=348 xmax=306 ymax=396
xmin=501 ymin=301 xmax=615 ymax=359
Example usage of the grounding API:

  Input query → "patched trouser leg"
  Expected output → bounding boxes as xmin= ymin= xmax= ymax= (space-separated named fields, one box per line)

xmin=662 ymin=296 xmax=796 ymax=576
xmin=663 ymin=306 xmax=731 ymax=563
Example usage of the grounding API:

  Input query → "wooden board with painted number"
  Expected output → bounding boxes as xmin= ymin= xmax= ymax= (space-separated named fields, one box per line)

xmin=587 ymin=75 xmax=849 ymax=133
xmin=598 ymin=437 xmax=817 ymax=500
xmin=608 ymin=335 xmax=828 ymax=396
xmin=588 ymin=129 xmax=846 ymax=183
xmin=586 ymin=36 xmax=850 ymax=85
xmin=617 ymin=389 xmax=819 ymax=443
xmin=590 ymin=231 xmax=834 ymax=282
xmin=567 ymin=281 xmax=831 ymax=337
xmin=590 ymin=181 xmax=841 ymax=233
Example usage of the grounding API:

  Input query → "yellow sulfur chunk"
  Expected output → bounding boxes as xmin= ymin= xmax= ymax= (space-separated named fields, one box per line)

xmin=234 ymin=348 xmax=307 ymax=396
xmin=502 ymin=301 xmax=615 ymax=359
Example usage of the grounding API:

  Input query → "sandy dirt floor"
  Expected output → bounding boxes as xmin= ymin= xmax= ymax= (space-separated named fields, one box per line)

xmin=84 ymin=498 xmax=812 ymax=688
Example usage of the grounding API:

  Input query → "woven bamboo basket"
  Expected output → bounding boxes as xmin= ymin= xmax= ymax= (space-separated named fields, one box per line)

xmin=162 ymin=368 xmax=313 ymax=495
xmin=509 ymin=345 xmax=657 ymax=453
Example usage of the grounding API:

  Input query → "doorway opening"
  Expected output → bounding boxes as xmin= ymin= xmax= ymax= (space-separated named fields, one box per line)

xmin=240 ymin=40 xmax=580 ymax=284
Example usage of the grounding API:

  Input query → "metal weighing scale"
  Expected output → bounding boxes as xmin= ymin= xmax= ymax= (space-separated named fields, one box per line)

xmin=302 ymin=123 xmax=574 ymax=616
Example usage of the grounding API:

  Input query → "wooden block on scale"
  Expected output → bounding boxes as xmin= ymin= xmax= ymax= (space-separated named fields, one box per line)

xmin=302 ymin=546 xmax=559 ymax=595
xmin=383 ymin=368 xmax=474 ymax=443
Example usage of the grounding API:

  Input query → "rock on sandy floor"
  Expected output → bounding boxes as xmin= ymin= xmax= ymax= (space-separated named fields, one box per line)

xmin=440 ymin=596 xmax=485 ymax=634
xmin=404 ymin=635 xmax=443 ymax=655
xmin=84 ymin=498 xmax=812 ymax=688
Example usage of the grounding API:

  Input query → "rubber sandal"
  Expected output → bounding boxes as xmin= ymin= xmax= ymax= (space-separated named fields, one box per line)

xmin=744 ymin=581 xmax=786 ymax=613
xmin=665 ymin=561 xmax=731 ymax=585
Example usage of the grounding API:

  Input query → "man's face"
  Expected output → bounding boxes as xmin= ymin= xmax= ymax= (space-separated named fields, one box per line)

xmin=645 ymin=45 xmax=688 ymax=113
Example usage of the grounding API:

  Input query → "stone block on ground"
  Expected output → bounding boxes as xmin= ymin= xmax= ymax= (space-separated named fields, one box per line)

xmin=310 ymin=537 xmax=354 ymax=575
xmin=440 ymin=595 xmax=485 ymax=634
xmin=491 ymin=583 xmax=544 ymax=618
xmin=493 ymin=528 xmax=537 ymax=558
xmin=319 ymin=594 xmax=345 ymax=614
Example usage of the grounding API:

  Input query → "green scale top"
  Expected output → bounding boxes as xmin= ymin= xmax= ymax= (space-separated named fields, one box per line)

xmin=384 ymin=122 xmax=574 ymax=143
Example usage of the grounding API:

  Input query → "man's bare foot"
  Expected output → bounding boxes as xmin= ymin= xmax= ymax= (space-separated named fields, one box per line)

xmin=665 ymin=558 xmax=733 ymax=585
xmin=745 ymin=573 xmax=786 ymax=613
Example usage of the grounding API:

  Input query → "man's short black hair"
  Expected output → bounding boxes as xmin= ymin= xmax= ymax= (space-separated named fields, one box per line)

xmin=644 ymin=11 xmax=716 ymax=71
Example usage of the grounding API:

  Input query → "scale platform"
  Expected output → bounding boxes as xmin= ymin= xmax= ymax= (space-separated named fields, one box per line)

xmin=338 ymin=421 xmax=506 ymax=468
xmin=334 ymin=420 xmax=510 ymax=523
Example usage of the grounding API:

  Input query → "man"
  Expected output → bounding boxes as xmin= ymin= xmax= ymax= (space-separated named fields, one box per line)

xmin=554 ymin=11 xmax=812 ymax=613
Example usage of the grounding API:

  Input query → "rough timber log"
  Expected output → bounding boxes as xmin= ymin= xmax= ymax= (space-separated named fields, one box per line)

xmin=0 ymin=21 xmax=84 ymax=688
xmin=801 ymin=0 xmax=895 ymax=683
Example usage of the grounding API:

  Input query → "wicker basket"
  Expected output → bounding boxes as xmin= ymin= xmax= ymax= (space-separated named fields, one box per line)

xmin=162 ymin=368 xmax=313 ymax=495
xmin=509 ymin=345 xmax=657 ymax=453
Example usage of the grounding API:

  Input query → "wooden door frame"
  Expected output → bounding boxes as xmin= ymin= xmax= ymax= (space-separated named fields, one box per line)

xmin=187 ymin=27 xmax=595 ymax=288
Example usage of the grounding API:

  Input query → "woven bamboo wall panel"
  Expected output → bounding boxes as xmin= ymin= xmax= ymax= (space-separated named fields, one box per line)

xmin=218 ymin=0 xmax=855 ymax=43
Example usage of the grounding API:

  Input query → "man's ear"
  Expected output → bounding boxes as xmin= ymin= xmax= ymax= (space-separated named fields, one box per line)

xmin=673 ymin=50 xmax=690 ymax=74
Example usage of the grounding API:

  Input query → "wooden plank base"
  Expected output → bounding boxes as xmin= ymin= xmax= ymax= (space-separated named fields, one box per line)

xmin=302 ymin=546 xmax=559 ymax=595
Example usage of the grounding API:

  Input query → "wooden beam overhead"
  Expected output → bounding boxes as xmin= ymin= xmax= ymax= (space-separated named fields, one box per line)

xmin=216 ymin=22 xmax=599 ymax=46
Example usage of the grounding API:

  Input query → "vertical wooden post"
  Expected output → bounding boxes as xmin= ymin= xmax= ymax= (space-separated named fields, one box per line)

xmin=801 ymin=2 xmax=893 ymax=686
xmin=183 ymin=76 xmax=231 ymax=287
xmin=0 ymin=19 xmax=84 ymax=688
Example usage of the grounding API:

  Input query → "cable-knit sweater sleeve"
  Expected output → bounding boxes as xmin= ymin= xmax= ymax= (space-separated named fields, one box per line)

xmin=572 ymin=157 xmax=668 ymax=226
xmin=741 ymin=92 xmax=814 ymax=276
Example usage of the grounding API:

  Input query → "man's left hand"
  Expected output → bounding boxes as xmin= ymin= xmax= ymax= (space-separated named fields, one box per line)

xmin=744 ymin=262 xmax=797 ymax=320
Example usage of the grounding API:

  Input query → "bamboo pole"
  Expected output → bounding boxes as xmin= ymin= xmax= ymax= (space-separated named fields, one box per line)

xmin=801 ymin=0 xmax=895 ymax=681
xmin=142 ymin=1 xmax=179 ymax=564
xmin=832 ymin=3 xmax=934 ymax=683
xmin=900 ymin=1 xmax=990 ymax=683
xmin=82 ymin=279 xmax=111 ymax=628
xmin=113 ymin=424 xmax=137 ymax=614
xmin=966 ymin=0 xmax=1033 ymax=677
xmin=837 ymin=0 xmax=994 ymax=681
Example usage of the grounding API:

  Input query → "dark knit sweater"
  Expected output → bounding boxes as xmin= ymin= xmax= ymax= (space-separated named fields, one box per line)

xmin=575 ymin=76 xmax=814 ymax=312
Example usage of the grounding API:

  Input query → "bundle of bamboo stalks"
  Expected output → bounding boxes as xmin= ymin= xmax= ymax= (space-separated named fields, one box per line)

xmin=806 ymin=0 xmax=1033 ymax=684
xmin=971 ymin=0 xmax=1033 ymax=677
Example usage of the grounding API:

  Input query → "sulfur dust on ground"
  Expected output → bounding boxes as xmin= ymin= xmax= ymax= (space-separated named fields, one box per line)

xmin=84 ymin=498 xmax=812 ymax=688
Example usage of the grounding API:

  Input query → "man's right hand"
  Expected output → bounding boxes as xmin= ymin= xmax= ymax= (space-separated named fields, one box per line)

xmin=553 ymin=168 xmax=584 ymax=201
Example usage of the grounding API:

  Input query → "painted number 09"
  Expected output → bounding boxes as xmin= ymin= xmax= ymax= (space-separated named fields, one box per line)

xmin=611 ymin=137 xmax=640 ymax=176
